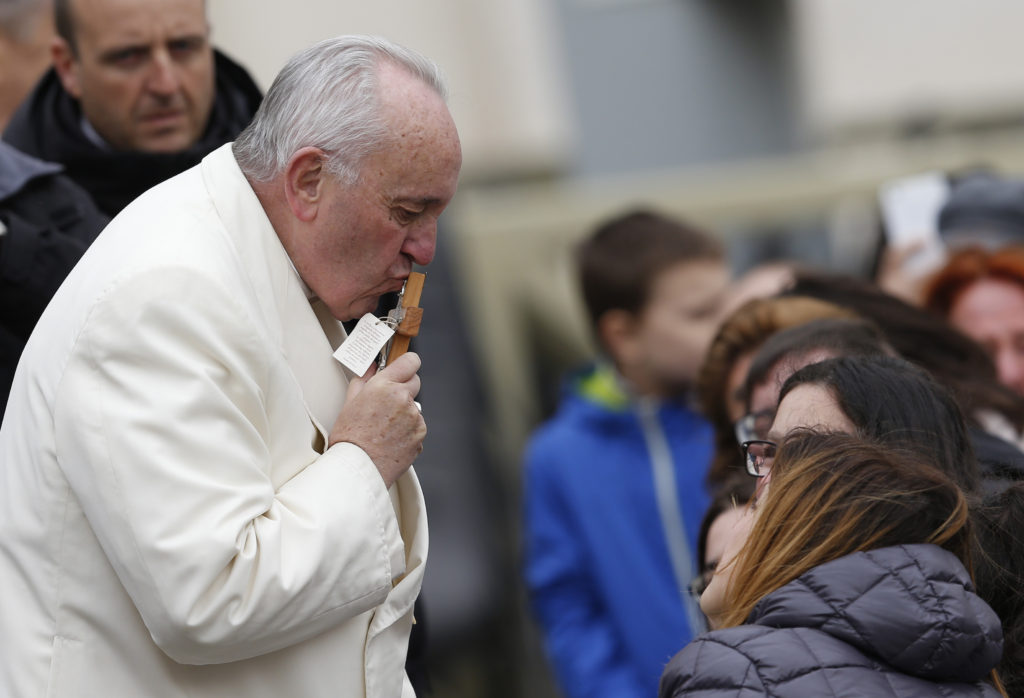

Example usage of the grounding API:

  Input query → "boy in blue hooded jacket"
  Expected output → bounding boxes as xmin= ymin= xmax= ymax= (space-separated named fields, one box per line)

xmin=523 ymin=209 xmax=728 ymax=698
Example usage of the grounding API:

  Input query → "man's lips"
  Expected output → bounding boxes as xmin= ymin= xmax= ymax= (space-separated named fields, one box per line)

xmin=140 ymin=111 xmax=185 ymax=128
xmin=388 ymin=267 xmax=414 ymax=293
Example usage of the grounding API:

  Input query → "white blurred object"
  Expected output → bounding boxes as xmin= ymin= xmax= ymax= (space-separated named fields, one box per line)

xmin=878 ymin=171 xmax=950 ymax=277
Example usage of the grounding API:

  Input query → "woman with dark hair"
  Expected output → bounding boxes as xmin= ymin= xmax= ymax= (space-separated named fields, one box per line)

xmin=660 ymin=431 xmax=1005 ymax=697
xmin=769 ymin=355 xmax=980 ymax=493
xmin=748 ymin=356 xmax=1016 ymax=686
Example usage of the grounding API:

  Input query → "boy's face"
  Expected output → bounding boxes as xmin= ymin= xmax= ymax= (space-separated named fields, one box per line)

xmin=621 ymin=259 xmax=729 ymax=398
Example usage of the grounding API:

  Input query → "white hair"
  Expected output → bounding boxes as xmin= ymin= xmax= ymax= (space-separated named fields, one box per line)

xmin=233 ymin=35 xmax=448 ymax=183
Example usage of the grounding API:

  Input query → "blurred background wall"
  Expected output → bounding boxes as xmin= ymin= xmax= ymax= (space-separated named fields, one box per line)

xmin=207 ymin=1 xmax=1024 ymax=695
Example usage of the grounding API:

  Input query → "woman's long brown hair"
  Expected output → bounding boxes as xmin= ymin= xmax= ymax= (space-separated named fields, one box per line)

xmin=720 ymin=430 xmax=971 ymax=629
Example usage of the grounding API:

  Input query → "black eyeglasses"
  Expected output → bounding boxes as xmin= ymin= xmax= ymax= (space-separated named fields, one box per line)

xmin=741 ymin=439 xmax=777 ymax=478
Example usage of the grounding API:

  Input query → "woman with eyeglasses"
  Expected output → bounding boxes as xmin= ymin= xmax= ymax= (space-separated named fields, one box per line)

xmin=755 ymin=355 xmax=982 ymax=493
xmin=698 ymin=354 xmax=992 ymax=630
xmin=660 ymin=430 xmax=1007 ymax=697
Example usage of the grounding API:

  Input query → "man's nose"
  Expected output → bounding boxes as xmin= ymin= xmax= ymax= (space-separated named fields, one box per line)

xmin=402 ymin=223 xmax=437 ymax=267
xmin=146 ymin=50 xmax=182 ymax=96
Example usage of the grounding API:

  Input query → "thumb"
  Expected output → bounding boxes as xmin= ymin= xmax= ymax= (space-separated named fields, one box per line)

xmin=380 ymin=351 xmax=421 ymax=383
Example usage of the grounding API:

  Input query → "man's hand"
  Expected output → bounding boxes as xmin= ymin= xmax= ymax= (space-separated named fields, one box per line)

xmin=329 ymin=352 xmax=426 ymax=487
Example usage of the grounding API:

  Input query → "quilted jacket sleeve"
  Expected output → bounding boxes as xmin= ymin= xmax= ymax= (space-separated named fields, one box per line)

xmin=659 ymin=632 xmax=768 ymax=697
xmin=0 ymin=171 xmax=107 ymax=340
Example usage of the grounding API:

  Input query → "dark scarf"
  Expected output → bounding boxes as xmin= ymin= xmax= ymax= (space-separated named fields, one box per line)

xmin=2 ymin=50 xmax=262 ymax=217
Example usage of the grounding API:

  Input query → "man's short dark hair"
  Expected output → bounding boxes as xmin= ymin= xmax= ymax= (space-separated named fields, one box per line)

xmin=53 ymin=0 xmax=76 ymax=55
xmin=577 ymin=209 xmax=722 ymax=333
xmin=54 ymin=0 xmax=207 ymax=57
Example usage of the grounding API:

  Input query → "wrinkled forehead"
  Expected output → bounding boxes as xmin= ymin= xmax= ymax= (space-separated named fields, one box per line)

xmin=379 ymin=71 xmax=458 ymax=148
xmin=374 ymin=71 xmax=461 ymax=178
xmin=70 ymin=0 xmax=208 ymax=48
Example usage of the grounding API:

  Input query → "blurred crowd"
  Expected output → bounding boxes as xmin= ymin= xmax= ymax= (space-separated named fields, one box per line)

xmin=522 ymin=176 xmax=1024 ymax=696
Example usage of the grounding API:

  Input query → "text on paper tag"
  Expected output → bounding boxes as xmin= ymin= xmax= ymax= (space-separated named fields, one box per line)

xmin=333 ymin=313 xmax=395 ymax=376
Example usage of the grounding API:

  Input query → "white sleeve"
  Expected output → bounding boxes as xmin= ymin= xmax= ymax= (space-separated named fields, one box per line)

xmin=53 ymin=267 xmax=404 ymax=664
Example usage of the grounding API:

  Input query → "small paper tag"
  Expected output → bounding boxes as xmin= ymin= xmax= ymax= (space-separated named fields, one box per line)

xmin=334 ymin=313 xmax=395 ymax=376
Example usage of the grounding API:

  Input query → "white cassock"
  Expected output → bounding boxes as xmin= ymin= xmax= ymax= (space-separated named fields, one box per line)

xmin=0 ymin=144 xmax=428 ymax=698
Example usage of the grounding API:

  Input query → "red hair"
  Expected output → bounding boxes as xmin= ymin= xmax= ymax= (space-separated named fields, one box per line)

xmin=925 ymin=246 xmax=1024 ymax=316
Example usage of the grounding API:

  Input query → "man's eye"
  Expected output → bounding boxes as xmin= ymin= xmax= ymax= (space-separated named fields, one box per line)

xmin=169 ymin=38 xmax=204 ymax=59
xmin=688 ymin=295 xmax=723 ymax=321
xmin=393 ymin=208 xmax=422 ymax=224
xmin=108 ymin=48 xmax=147 ymax=67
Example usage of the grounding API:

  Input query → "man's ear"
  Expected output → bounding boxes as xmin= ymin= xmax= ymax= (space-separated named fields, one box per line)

xmin=597 ymin=309 xmax=639 ymax=367
xmin=283 ymin=147 xmax=328 ymax=222
xmin=51 ymin=37 xmax=82 ymax=99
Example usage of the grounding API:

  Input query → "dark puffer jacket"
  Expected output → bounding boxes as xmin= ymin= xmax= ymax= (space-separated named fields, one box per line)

xmin=0 ymin=142 xmax=107 ymax=417
xmin=660 ymin=544 xmax=1003 ymax=697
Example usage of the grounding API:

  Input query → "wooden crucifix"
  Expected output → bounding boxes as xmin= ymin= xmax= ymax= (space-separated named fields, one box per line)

xmin=385 ymin=271 xmax=425 ymax=365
